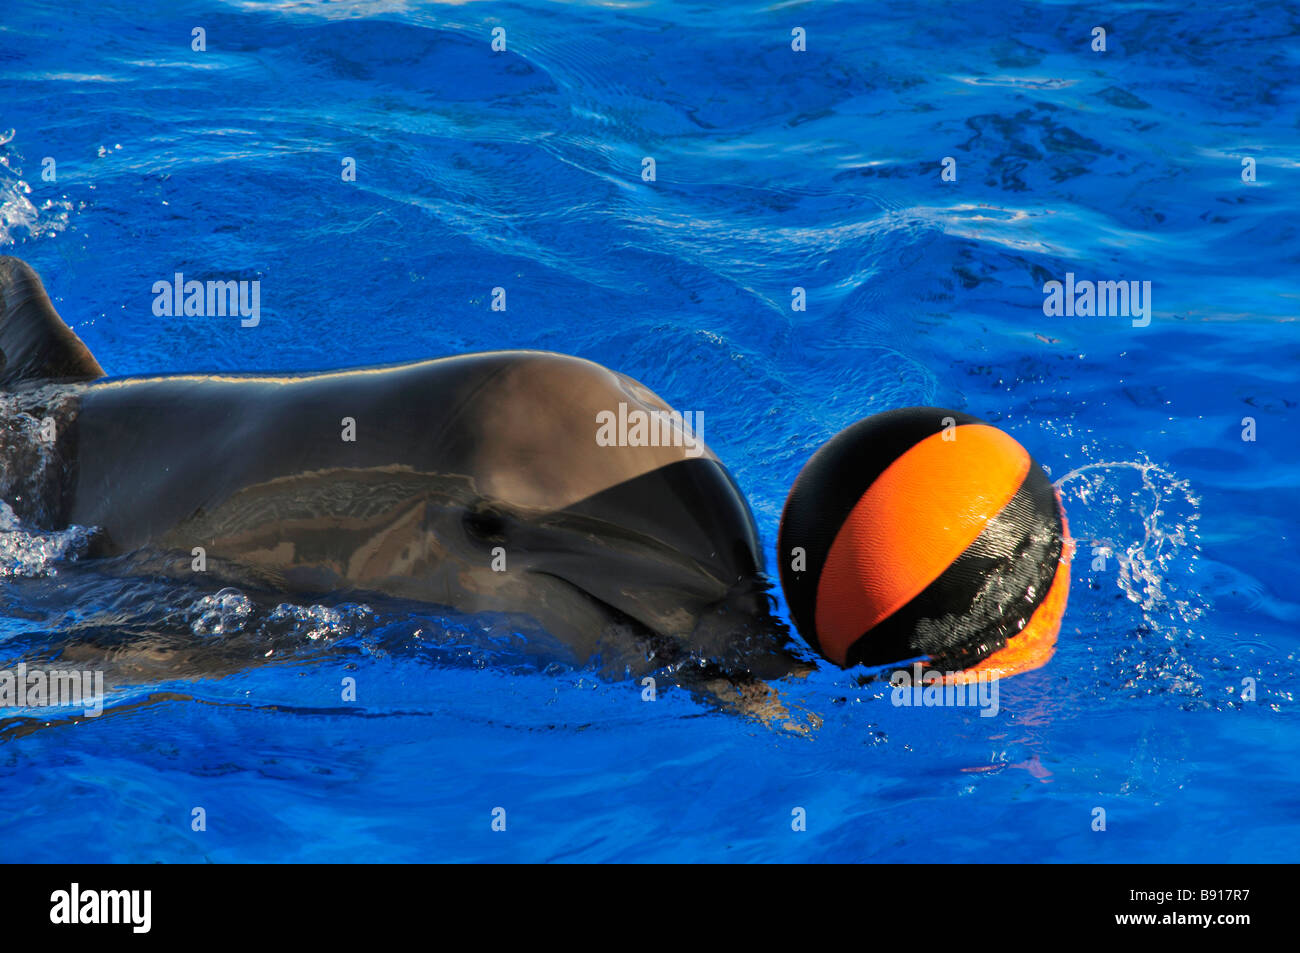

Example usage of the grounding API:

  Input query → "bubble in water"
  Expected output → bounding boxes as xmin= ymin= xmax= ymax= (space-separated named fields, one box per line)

xmin=178 ymin=585 xmax=378 ymax=642
xmin=188 ymin=588 xmax=256 ymax=636
xmin=266 ymin=602 xmax=374 ymax=641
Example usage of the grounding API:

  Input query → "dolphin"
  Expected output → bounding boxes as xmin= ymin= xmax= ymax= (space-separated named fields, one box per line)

xmin=0 ymin=256 xmax=809 ymax=717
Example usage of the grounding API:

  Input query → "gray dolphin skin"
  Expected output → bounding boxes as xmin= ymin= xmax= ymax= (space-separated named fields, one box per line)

xmin=0 ymin=256 xmax=807 ymax=714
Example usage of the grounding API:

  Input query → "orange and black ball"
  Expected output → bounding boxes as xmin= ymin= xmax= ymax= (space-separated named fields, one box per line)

xmin=777 ymin=408 xmax=1070 ymax=678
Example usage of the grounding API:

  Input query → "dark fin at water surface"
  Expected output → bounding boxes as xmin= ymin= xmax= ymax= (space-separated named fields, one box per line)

xmin=0 ymin=256 xmax=104 ymax=388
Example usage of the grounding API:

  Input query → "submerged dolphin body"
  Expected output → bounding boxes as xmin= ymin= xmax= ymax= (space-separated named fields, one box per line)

xmin=0 ymin=257 xmax=807 ymax=711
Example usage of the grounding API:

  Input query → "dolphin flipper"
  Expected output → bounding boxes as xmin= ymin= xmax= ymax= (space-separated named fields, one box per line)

xmin=0 ymin=256 xmax=104 ymax=387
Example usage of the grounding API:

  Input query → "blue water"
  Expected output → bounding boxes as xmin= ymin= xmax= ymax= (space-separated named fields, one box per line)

xmin=1 ymin=0 xmax=1297 ymax=862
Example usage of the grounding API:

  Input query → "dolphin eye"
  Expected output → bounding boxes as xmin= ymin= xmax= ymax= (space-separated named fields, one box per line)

xmin=463 ymin=504 xmax=507 ymax=542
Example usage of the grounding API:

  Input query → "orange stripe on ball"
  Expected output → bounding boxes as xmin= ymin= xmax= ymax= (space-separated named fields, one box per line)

xmin=814 ymin=424 xmax=1032 ymax=666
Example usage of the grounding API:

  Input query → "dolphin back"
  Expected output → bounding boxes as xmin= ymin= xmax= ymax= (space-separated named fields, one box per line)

xmin=0 ymin=257 xmax=104 ymax=388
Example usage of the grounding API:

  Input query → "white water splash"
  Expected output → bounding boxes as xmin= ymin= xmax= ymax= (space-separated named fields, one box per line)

xmin=0 ymin=130 xmax=72 ymax=244
xmin=0 ymin=500 xmax=95 ymax=578
xmin=1054 ymin=459 xmax=1205 ymax=624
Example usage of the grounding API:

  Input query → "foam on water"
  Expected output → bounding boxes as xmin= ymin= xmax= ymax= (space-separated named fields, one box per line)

xmin=0 ymin=500 xmax=94 ymax=579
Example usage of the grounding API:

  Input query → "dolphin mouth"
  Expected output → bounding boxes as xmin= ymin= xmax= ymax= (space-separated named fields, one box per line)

xmin=525 ymin=568 xmax=697 ymax=673
xmin=528 ymin=564 xmax=781 ymax=664
xmin=527 ymin=568 xmax=666 ymax=636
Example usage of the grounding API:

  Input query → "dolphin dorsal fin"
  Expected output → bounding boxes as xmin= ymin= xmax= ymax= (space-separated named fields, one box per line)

xmin=0 ymin=256 xmax=104 ymax=388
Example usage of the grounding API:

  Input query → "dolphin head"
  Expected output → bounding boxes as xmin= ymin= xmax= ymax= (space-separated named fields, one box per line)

xmin=450 ymin=457 xmax=779 ymax=672
xmin=407 ymin=353 xmax=795 ymax=677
